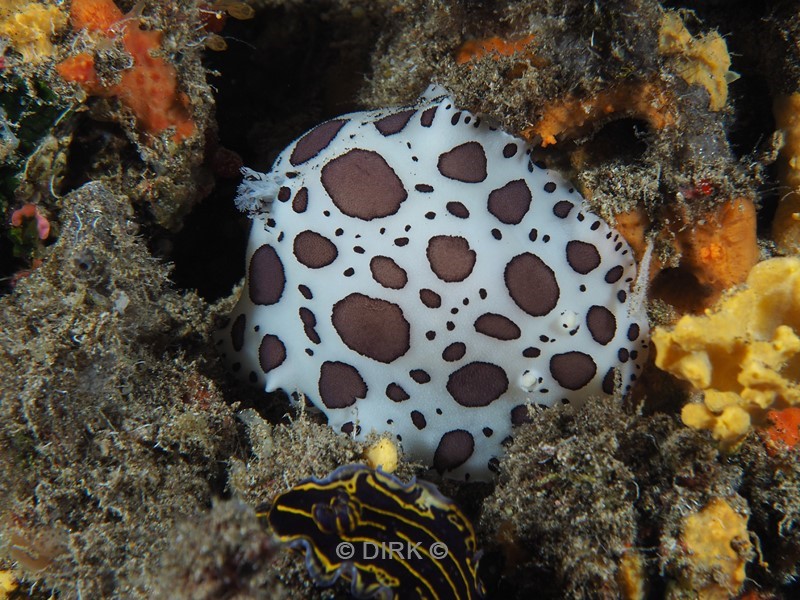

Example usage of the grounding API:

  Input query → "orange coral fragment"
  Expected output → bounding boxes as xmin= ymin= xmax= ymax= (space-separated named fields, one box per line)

xmin=764 ymin=407 xmax=800 ymax=453
xmin=455 ymin=34 xmax=536 ymax=64
xmin=57 ymin=0 xmax=195 ymax=143
xmin=522 ymin=80 xmax=675 ymax=147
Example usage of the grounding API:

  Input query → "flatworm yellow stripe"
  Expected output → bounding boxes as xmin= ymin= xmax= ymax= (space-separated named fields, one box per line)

xmin=263 ymin=464 xmax=484 ymax=599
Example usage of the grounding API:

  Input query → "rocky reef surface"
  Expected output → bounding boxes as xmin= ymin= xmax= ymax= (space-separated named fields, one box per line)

xmin=1 ymin=1 xmax=799 ymax=598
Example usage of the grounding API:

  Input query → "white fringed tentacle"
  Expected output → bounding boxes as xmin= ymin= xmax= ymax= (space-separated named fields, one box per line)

xmin=235 ymin=167 xmax=280 ymax=217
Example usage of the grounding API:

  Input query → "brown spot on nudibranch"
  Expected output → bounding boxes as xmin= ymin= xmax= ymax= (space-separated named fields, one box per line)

xmin=411 ymin=410 xmax=427 ymax=429
xmin=511 ymin=404 xmax=532 ymax=425
xmin=550 ymin=351 xmax=597 ymax=390
xmin=504 ymin=253 xmax=559 ymax=316
xmin=487 ymin=180 xmax=532 ymax=224
xmin=298 ymin=284 xmax=313 ymax=300
xmin=386 ymin=383 xmax=409 ymax=402
xmin=318 ymin=361 xmax=367 ymax=408
xmin=410 ymin=369 xmax=431 ymax=384
xmin=502 ymin=143 xmax=517 ymax=158
xmin=249 ymin=244 xmax=286 ymax=305
xmin=426 ymin=236 xmax=476 ymax=282
xmin=602 ymin=367 xmax=618 ymax=394
xmin=321 ymin=149 xmax=408 ymax=220
xmin=447 ymin=362 xmax=508 ymax=407
xmin=434 ymin=429 xmax=475 ymax=472
xmin=293 ymin=230 xmax=338 ymax=268
xmin=420 ymin=106 xmax=437 ymax=127
xmin=442 ymin=342 xmax=466 ymax=362
xmin=332 ymin=293 xmax=411 ymax=363
xmin=370 ymin=256 xmax=408 ymax=289
xmin=419 ymin=288 xmax=442 ymax=308
xmin=446 ymin=201 xmax=470 ymax=218
xmin=474 ymin=313 xmax=521 ymax=340
xmin=553 ymin=200 xmax=573 ymax=218
xmin=259 ymin=334 xmax=286 ymax=373
xmin=292 ymin=187 xmax=308 ymax=213
xmin=437 ymin=142 xmax=487 ymax=183
xmin=231 ymin=314 xmax=246 ymax=351
xmin=566 ymin=240 xmax=601 ymax=274
xmin=290 ymin=120 xmax=346 ymax=165
xmin=374 ymin=110 xmax=415 ymax=135
xmin=605 ymin=265 xmax=624 ymax=283
xmin=299 ymin=307 xmax=321 ymax=344
xmin=586 ymin=305 xmax=616 ymax=345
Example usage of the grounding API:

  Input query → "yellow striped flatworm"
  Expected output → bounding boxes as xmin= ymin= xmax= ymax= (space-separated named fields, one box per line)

xmin=259 ymin=464 xmax=484 ymax=599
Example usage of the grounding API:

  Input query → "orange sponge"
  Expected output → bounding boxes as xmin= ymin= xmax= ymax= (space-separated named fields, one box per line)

xmin=69 ymin=0 xmax=123 ymax=33
xmin=764 ymin=407 xmax=800 ymax=454
xmin=455 ymin=35 xmax=536 ymax=64
xmin=56 ymin=52 xmax=99 ymax=87
xmin=57 ymin=0 xmax=195 ymax=143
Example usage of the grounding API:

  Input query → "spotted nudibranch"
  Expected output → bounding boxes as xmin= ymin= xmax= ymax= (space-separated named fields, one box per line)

xmin=215 ymin=84 xmax=649 ymax=481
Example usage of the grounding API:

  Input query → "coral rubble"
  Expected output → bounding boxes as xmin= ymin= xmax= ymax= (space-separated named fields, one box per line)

xmin=481 ymin=398 xmax=640 ymax=598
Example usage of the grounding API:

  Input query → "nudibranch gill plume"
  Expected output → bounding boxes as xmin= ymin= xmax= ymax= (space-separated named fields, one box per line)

xmin=215 ymin=84 xmax=649 ymax=481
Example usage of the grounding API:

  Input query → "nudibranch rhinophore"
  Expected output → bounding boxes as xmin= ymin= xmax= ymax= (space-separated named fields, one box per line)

xmin=215 ymin=84 xmax=649 ymax=481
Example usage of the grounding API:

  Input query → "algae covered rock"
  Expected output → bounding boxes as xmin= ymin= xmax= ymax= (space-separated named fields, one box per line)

xmin=0 ymin=182 xmax=236 ymax=597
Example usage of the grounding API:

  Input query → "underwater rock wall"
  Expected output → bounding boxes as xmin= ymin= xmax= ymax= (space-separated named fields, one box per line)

xmin=0 ymin=1 xmax=799 ymax=598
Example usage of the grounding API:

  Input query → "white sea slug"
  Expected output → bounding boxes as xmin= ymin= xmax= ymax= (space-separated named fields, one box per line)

xmin=215 ymin=85 xmax=649 ymax=481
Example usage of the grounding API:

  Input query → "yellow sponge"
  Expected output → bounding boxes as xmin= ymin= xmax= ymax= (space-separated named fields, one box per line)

xmin=363 ymin=437 xmax=399 ymax=473
xmin=678 ymin=498 xmax=752 ymax=600
xmin=653 ymin=257 xmax=800 ymax=447
xmin=0 ymin=1 xmax=68 ymax=62
xmin=658 ymin=12 xmax=738 ymax=111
